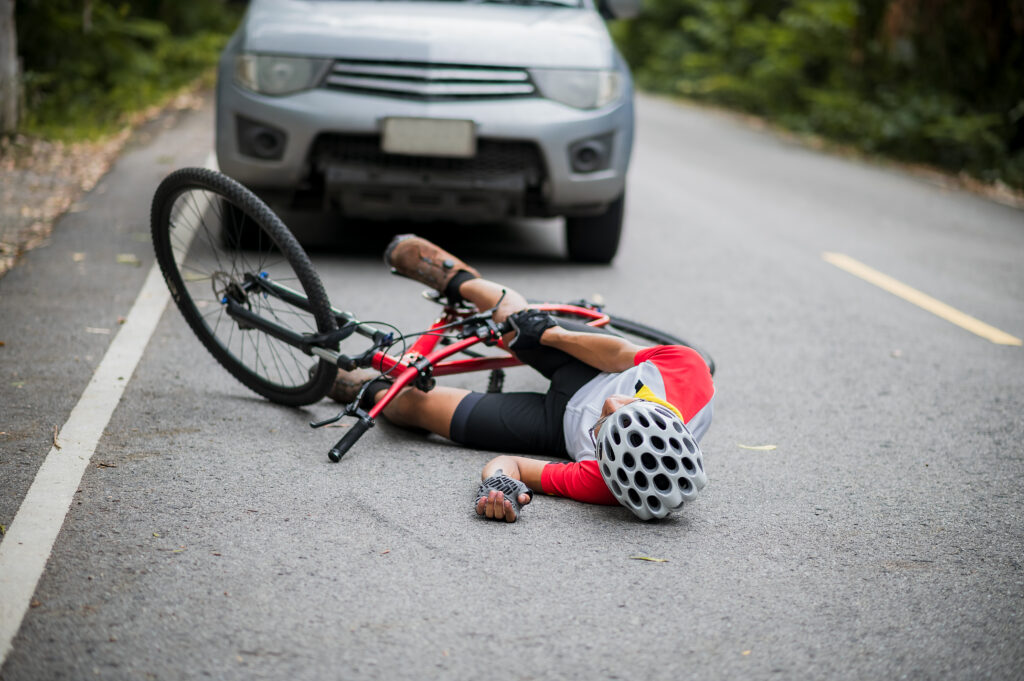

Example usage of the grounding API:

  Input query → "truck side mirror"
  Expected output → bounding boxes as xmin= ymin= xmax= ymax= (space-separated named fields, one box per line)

xmin=597 ymin=0 xmax=642 ymax=20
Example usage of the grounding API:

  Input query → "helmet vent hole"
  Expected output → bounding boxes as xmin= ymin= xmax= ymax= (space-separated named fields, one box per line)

xmin=696 ymin=457 xmax=704 ymax=471
xmin=672 ymin=421 xmax=683 ymax=433
xmin=653 ymin=473 xmax=671 ymax=492
xmin=652 ymin=414 xmax=666 ymax=429
xmin=636 ymin=413 xmax=649 ymax=428
xmin=612 ymin=431 xmax=621 ymax=445
xmin=661 ymin=456 xmax=678 ymax=472
xmin=606 ymin=449 xmax=616 ymax=462
xmin=646 ymin=495 xmax=661 ymax=512
xmin=640 ymin=452 xmax=657 ymax=470
xmin=611 ymin=480 xmax=623 ymax=496
xmin=627 ymin=489 xmax=642 ymax=507
xmin=683 ymin=437 xmax=697 ymax=454
xmin=620 ymin=415 xmax=632 ymax=428
xmin=682 ymin=457 xmax=696 ymax=473
xmin=668 ymin=438 xmax=681 ymax=452
xmin=617 ymin=468 xmax=629 ymax=484
xmin=628 ymin=432 xmax=643 ymax=448
xmin=651 ymin=436 xmax=665 ymax=451
xmin=633 ymin=471 xmax=649 ymax=490
xmin=602 ymin=463 xmax=612 ymax=479
xmin=622 ymin=452 xmax=636 ymax=470
xmin=679 ymin=478 xmax=692 ymax=492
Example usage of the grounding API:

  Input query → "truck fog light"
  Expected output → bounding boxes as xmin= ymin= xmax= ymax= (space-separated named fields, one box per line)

xmin=569 ymin=133 xmax=613 ymax=173
xmin=237 ymin=116 xmax=287 ymax=160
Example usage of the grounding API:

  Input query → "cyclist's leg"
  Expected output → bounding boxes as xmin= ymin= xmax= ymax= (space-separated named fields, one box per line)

xmin=452 ymin=277 xmax=614 ymax=377
xmin=364 ymin=382 xmax=562 ymax=456
xmin=364 ymin=385 xmax=469 ymax=439
xmin=454 ymin=277 xmax=527 ymax=325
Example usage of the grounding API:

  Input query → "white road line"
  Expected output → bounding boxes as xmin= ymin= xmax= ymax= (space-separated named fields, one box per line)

xmin=0 ymin=154 xmax=215 ymax=667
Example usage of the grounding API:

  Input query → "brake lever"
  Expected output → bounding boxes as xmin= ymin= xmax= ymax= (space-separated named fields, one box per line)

xmin=456 ymin=290 xmax=507 ymax=337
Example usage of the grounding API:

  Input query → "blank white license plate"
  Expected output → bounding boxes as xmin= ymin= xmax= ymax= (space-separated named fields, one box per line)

xmin=381 ymin=117 xmax=476 ymax=158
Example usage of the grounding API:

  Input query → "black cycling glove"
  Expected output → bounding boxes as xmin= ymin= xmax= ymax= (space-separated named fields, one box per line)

xmin=507 ymin=309 xmax=556 ymax=351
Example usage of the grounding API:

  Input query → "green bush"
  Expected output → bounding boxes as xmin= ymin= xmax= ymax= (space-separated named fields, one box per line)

xmin=614 ymin=0 xmax=1024 ymax=189
xmin=15 ymin=1 xmax=240 ymax=140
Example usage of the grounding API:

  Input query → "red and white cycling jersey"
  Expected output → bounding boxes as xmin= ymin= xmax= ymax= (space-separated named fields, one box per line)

xmin=541 ymin=345 xmax=714 ymax=504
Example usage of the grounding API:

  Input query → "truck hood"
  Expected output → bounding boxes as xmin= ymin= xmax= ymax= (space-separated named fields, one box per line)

xmin=241 ymin=0 xmax=616 ymax=69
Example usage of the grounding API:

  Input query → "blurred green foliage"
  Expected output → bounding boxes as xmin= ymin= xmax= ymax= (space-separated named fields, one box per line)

xmin=612 ymin=0 xmax=1024 ymax=188
xmin=15 ymin=1 xmax=242 ymax=139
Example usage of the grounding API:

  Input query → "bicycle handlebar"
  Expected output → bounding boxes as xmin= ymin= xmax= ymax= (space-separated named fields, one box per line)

xmin=327 ymin=416 xmax=374 ymax=462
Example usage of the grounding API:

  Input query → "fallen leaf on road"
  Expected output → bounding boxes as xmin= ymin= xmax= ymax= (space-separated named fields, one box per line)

xmin=52 ymin=425 xmax=61 ymax=449
xmin=629 ymin=556 xmax=668 ymax=562
xmin=738 ymin=444 xmax=776 ymax=451
xmin=97 ymin=462 xmax=117 ymax=468
xmin=153 ymin=532 xmax=161 ymax=537
xmin=85 ymin=327 xmax=111 ymax=335
xmin=30 ymin=600 xmax=41 ymax=608
xmin=72 ymin=252 xmax=86 ymax=262
xmin=115 ymin=253 xmax=141 ymax=267
xmin=0 ymin=525 xmax=6 ymax=535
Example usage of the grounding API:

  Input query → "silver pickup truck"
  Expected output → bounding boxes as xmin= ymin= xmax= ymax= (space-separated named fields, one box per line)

xmin=216 ymin=0 xmax=640 ymax=262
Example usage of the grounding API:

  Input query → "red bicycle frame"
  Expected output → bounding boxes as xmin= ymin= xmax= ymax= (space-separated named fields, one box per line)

xmin=364 ymin=303 xmax=610 ymax=421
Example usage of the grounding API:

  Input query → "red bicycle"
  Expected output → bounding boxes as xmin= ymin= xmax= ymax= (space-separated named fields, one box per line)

xmin=151 ymin=168 xmax=714 ymax=461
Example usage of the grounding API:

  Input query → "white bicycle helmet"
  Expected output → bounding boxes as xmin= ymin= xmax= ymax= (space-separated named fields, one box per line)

xmin=595 ymin=400 xmax=707 ymax=520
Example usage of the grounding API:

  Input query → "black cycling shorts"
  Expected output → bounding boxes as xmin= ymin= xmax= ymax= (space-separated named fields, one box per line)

xmin=448 ymin=320 xmax=606 ymax=457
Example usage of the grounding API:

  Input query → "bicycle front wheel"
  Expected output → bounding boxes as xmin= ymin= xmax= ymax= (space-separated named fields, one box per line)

xmin=151 ymin=167 xmax=337 ymax=406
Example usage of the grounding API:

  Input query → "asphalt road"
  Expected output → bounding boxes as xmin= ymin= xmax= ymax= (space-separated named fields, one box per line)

xmin=1 ymin=92 xmax=1022 ymax=681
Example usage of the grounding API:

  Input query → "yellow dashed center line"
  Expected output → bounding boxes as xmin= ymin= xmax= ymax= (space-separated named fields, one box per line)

xmin=823 ymin=252 xmax=1022 ymax=346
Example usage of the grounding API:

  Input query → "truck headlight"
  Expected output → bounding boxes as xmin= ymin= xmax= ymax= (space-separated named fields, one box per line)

xmin=234 ymin=54 xmax=330 ymax=96
xmin=530 ymin=69 xmax=623 ymax=110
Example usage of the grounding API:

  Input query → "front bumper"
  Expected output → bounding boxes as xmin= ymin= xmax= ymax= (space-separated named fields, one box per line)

xmin=215 ymin=70 xmax=634 ymax=219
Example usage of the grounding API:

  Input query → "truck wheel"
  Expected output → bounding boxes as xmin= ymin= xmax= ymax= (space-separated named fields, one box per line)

xmin=565 ymin=193 xmax=624 ymax=264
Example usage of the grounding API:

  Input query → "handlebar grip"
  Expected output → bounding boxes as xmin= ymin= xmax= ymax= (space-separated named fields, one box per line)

xmin=327 ymin=418 xmax=373 ymax=462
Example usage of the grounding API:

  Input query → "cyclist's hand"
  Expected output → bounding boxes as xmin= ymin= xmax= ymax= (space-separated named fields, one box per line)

xmin=475 ymin=489 xmax=531 ymax=522
xmin=507 ymin=309 xmax=556 ymax=351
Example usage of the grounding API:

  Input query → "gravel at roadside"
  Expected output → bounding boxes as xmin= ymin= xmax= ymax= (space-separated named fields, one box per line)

xmin=0 ymin=89 xmax=206 ymax=279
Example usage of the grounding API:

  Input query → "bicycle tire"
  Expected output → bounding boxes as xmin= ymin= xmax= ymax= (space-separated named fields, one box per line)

xmin=602 ymin=314 xmax=716 ymax=376
xmin=151 ymin=167 xmax=338 ymax=406
xmin=546 ymin=306 xmax=715 ymax=376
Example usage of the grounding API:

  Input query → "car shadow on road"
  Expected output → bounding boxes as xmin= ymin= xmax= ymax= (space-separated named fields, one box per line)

xmin=275 ymin=208 xmax=571 ymax=266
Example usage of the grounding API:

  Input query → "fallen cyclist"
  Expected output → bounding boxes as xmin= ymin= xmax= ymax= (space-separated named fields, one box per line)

xmin=329 ymin=235 xmax=715 ymax=522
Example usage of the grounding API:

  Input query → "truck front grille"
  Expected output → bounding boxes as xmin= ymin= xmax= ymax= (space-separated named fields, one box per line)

xmin=322 ymin=60 xmax=536 ymax=100
xmin=313 ymin=134 xmax=544 ymax=181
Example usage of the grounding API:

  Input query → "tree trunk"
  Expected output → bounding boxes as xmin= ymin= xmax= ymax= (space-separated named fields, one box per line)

xmin=0 ymin=0 xmax=18 ymax=134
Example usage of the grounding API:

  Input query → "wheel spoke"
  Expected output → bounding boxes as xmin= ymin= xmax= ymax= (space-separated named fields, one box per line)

xmin=153 ymin=171 xmax=335 ymax=405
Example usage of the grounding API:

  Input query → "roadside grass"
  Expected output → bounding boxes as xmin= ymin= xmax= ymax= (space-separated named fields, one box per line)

xmin=18 ymin=32 xmax=226 ymax=143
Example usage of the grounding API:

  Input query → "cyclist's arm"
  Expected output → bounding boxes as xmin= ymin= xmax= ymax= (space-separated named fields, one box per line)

xmin=476 ymin=455 xmax=545 ymax=521
xmin=481 ymin=455 xmax=546 ymax=491
xmin=479 ymin=456 xmax=618 ymax=505
xmin=538 ymin=325 xmax=645 ymax=373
